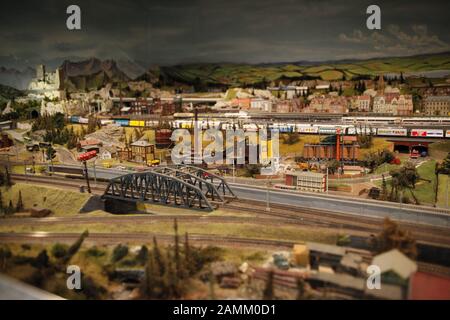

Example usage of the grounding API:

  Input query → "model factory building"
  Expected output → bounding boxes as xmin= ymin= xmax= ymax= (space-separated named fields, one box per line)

xmin=285 ymin=171 xmax=327 ymax=193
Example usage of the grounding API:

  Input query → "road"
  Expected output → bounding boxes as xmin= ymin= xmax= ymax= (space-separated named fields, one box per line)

xmin=55 ymin=147 xmax=78 ymax=165
xmin=231 ymin=184 xmax=450 ymax=227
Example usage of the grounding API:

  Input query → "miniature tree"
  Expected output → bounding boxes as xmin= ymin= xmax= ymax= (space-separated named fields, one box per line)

xmin=153 ymin=236 xmax=165 ymax=276
xmin=173 ymin=218 xmax=181 ymax=277
xmin=370 ymin=217 xmax=417 ymax=259
xmin=263 ymin=269 xmax=275 ymax=300
xmin=16 ymin=190 xmax=24 ymax=212
xmin=296 ymin=278 xmax=307 ymax=300
xmin=184 ymin=232 xmax=193 ymax=276
xmin=7 ymin=200 xmax=14 ymax=215
xmin=143 ymin=251 xmax=157 ymax=297
xmin=380 ymin=174 xmax=388 ymax=201
xmin=4 ymin=166 xmax=11 ymax=187
xmin=136 ymin=245 xmax=149 ymax=265
xmin=61 ymin=230 xmax=89 ymax=263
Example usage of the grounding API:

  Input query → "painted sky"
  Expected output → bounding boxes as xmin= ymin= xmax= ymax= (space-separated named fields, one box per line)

xmin=1 ymin=0 xmax=449 ymax=69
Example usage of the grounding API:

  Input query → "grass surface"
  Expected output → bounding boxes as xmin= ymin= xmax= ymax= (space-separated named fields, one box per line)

xmin=429 ymin=141 xmax=450 ymax=160
xmin=437 ymin=174 xmax=449 ymax=208
xmin=374 ymin=154 xmax=409 ymax=174
xmin=413 ymin=160 xmax=438 ymax=204
xmin=1 ymin=183 xmax=91 ymax=215
xmin=375 ymin=160 xmax=438 ymax=205
xmin=359 ymin=138 xmax=393 ymax=160
xmin=279 ymin=134 xmax=320 ymax=156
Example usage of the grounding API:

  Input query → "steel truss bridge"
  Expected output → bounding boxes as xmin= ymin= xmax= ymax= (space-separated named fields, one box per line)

xmin=102 ymin=165 xmax=236 ymax=210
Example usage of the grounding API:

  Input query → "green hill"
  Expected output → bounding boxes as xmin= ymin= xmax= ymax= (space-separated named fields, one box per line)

xmin=146 ymin=52 xmax=450 ymax=88
xmin=0 ymin=84 xmax=23 ymax=106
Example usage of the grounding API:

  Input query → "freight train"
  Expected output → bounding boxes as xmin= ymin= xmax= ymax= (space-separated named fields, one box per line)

xmin=69 ymin=116 xmax=450 ymax=138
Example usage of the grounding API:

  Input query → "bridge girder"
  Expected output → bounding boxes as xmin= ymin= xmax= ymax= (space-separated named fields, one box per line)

xmin=152 ymin=167 xmax=224 ymax=202
xmin=102 ymin=166 xmax=236 ymax=211
xmin=169 ymin=164 xmax=236 ymax=198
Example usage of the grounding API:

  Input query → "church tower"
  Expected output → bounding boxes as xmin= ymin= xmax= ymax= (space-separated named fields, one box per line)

xmin=378 ymin=73 xmax=385 ymax=94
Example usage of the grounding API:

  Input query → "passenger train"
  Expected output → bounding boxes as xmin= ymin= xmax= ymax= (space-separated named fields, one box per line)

xmin=69 ymin=115 xmax=450 ymax=138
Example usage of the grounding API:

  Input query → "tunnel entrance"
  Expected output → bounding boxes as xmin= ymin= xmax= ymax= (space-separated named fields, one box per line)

xmin=393 ymin=141 xmax=429 ymax=155
xmin=30 ymin=109 xmax=39 ymax=119
xmin=394 ymin=145 xmax=410 ymax=154
xmin=411 ymin=145 xmax=428 ymax=156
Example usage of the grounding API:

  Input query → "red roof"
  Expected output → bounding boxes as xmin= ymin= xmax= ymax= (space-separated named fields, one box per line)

xmin=409 ymin=272 xmax=450 ymax=300
xmin=79 ymin=138 xmax=102 ymax=147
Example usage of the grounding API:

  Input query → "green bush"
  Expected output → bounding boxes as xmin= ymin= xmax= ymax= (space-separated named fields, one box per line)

xmin=336 ymin=234 xmax=351 ymax=246
xmin=283 ymin=133 xmax=300 ymax=145
xmin=32 ymin=250 xmax=50 ymax=268
xmin=135 ymin=245 xmax=149 ymax=265
xmin=85 ymin=246 xmax=106 ymax=258
xmin=51 ymin=243 xmax=68 ymax=259
xmin=190 ymin=246 xmax=224 ymax=272
xmin=78 ymin=276 xmax=107 ymax=300
xmin=111 ymin=244 xmax=129 ymax=263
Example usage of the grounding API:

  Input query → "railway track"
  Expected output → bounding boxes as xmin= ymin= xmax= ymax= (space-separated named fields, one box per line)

xmin=11 ymin=174 xmax=107 ymax=194
xmin=10 ymin=173 xmax=450 ymax=246
xmin=0 ymin=232 xmax=295 ymax=250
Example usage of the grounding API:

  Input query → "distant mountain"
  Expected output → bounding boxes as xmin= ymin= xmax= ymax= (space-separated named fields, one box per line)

xmin=0 ymin=83 xmax=24 ymax=105
xmin=0 ymin=66 xmax=34 ymax=90
xmin=60 ymin=58 xmax=129 ymax=79
xmin=135 ymin=65 xmax=161 ymax=83
xmin=59 ymin=58 xmax=130 ymax=91
xmin=117 ymin=59 xmax=147 ymax=80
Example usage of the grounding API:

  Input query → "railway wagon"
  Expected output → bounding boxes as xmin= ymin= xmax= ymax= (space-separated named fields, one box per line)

xmin=145 ymin=120 xmax=159 ymax=127
xmin=70 ymin=116 xmax=80 ymax=123
xmin=376 ymin=128 xmax=408 ymax=137
xmin=295 ymin=124 xmax=319 ymax=134
xmin=411 ymin=129 xmax=444 ymax=138
xmin=316 ymin=125 xmax=351 ymax=135
xmin=129 ymin=120 xmax=145 ymax=127
xmin=347 ymin=127 xmax=377 ymax=135
xmin=100 ymin=119 xmax=114 ymax=125
xmin=242 ymin=123 xmax=258 ymax=131
xmin=114 ymin=119 xmax=130 ymax=127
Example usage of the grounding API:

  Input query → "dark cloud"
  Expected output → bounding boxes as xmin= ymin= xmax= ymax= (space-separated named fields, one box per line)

xmin=0 ymin=0 xmax=449 ymax=68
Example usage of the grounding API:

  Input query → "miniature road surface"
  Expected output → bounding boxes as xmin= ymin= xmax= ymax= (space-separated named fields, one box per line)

xmin=5 ymin=130 xmax=29 ymax=143
xmin=55 ymin=147 xmax=78 ymax=164
xmin=231 ymin=184 xmax=450 ymax=227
